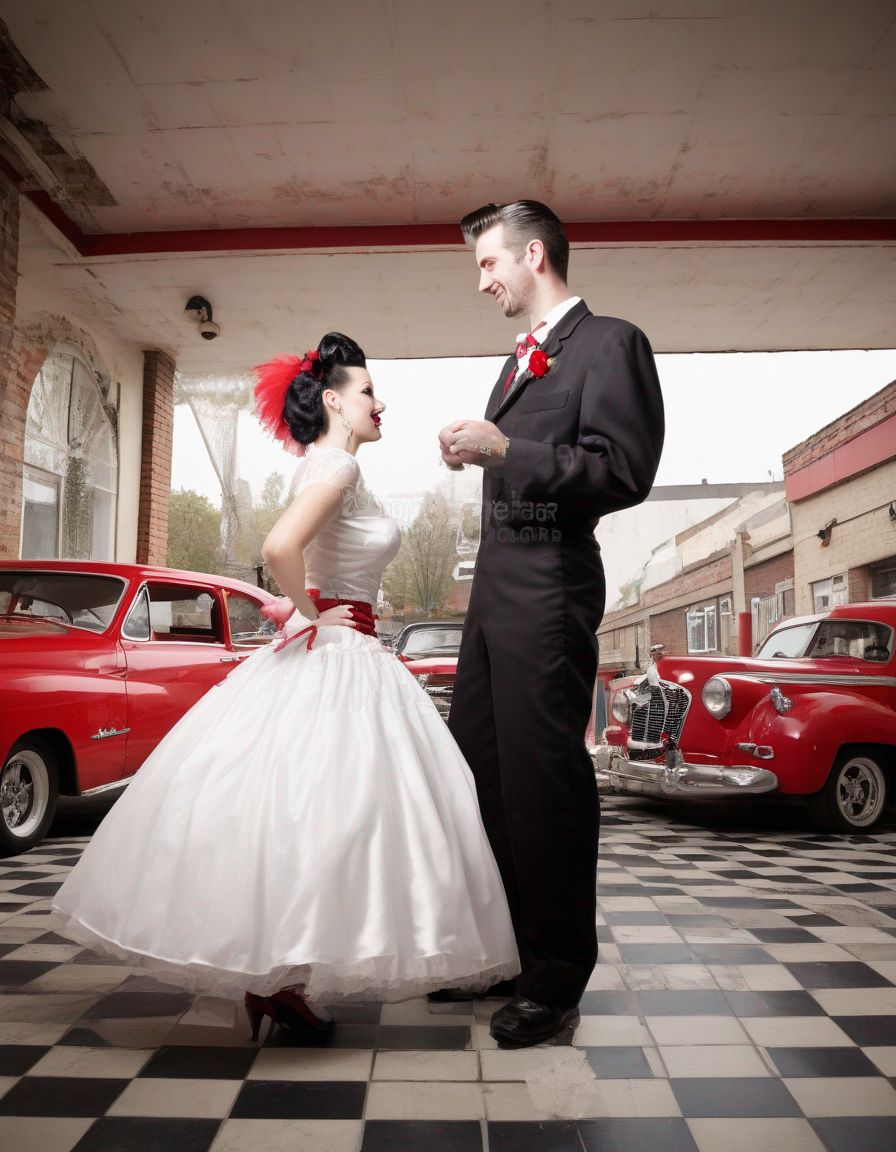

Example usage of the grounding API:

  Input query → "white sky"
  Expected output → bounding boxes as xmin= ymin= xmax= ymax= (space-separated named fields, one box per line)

xmin=172 ymin=349 xmax=896 ymax=522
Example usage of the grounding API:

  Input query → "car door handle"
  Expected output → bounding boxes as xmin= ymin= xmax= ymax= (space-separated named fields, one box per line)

xmin=99 ymin=666 xmax=127 ymax=677
xmin=219 ymin=655 xmax=243 ymax=663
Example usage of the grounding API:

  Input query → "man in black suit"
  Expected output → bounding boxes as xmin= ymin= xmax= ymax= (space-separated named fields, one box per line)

xmin=438 ymin=201 xmax=664 ymax=1047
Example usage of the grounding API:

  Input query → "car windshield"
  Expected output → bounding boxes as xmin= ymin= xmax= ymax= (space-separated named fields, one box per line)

xmin=0 ymin=571 xmax=127 ymax=634
xmin=401 ymin=628 xmax=462 ymax=657
xmin=757 ymin=618 xmax=893 ymax=662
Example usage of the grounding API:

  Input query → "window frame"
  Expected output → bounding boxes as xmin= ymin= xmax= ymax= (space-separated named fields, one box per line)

xmin=686 ymin=603 xmax=718 ymax=654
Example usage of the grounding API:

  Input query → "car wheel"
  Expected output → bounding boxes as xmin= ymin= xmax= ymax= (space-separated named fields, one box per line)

xmin=0 ymin=737 xmax=59 ymax=856
xmin=808 ymin=749 xmax=888 ymax=833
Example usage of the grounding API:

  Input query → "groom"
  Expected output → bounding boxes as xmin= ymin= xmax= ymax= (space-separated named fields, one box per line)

xmin=438 ymin=201 xmax=664 ymax=1047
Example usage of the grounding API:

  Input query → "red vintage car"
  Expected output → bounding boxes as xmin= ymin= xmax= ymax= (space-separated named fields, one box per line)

xmin=595 ymin=601 xmax=896 ymax=832
xmin=0 ymin=561 xmax=276 ymax=855
xmin=392 ymin=621 xmax=462 ymax=721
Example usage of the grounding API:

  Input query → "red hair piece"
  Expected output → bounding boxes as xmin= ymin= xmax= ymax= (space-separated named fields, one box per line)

xmin=253 ymin=351 xmax=322 ymax=457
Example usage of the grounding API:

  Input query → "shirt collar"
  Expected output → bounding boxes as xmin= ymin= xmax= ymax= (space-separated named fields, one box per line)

xmin=533 ymin=295 xmax=581 ymax=338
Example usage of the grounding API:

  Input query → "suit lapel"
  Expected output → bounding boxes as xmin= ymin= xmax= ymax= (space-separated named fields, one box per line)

xmin=485 ymin=355 xmax=518 ymax=421
xmin=490 ymin=300 xmax=590 ymax=423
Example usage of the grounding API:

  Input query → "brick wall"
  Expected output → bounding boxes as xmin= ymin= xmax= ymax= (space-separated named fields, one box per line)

xmin=136 ymin=351 xmax=175 ymax=566
xmin=744 ymin=550 xmax=795 ymax=601
xmin=0 ymin=173 xmax=16 ymax=359
xmin=848 ymin=565 xmax=870 ymax=602
xmin=641 ymin=552 xmax=733 ymax=610
xmin=0 ymin=171 xmax=20 ymax=559
xmin=649 ymin=607 xmax=688 ymax=656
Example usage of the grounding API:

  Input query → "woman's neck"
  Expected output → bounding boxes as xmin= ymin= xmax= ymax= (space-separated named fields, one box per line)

xmin=312 ymin=431 xmax=357 ymax=455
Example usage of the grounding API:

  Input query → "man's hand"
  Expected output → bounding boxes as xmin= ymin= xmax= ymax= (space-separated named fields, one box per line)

xmin=439 ymin=420 xmax=508 ymax=468
xmin=438 ymin=423 xmax=465 ymax=470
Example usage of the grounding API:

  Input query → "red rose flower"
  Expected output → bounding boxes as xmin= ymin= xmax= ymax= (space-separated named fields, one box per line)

xmin=528 ymin=349 xmax=549 ymax=378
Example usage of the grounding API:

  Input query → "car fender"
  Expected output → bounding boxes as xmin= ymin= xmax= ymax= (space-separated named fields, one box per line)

xmin=747 ymin=689 xmax=896 ymax=794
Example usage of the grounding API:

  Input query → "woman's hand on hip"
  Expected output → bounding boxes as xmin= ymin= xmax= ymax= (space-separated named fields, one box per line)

xmin=316 ymin=604 xmax=357 ymax=628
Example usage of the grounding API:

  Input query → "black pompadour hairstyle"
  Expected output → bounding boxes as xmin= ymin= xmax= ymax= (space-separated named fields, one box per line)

xmin=460 ymin=200 xmax=570 ymax=282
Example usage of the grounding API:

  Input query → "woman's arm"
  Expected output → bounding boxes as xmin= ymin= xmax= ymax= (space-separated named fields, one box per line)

xmin=261 ymin=482 xmax=343 ymax=619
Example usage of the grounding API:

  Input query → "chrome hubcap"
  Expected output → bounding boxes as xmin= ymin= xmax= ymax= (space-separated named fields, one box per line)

xmin=0 ymin=751 xmax=49 ymax=837
xmin=835 ymin=756 xmax=885 ymax=828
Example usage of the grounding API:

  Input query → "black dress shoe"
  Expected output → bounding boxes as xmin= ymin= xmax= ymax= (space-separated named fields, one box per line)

xmin=489 ymin=996 xmax=580 ymax=1048
xmin=427 ymin=978 xmax=517 ymax=1011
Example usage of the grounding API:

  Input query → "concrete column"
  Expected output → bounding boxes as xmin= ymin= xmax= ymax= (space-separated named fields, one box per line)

xmin=135 ymin=350 xmax=175 ymax=566
xmin=0 ymin=170 xmax=21 ymax=559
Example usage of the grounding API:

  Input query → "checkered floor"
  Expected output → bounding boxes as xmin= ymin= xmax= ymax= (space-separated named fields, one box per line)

xmin=2 ymin=796 xmax=896 ymax=1152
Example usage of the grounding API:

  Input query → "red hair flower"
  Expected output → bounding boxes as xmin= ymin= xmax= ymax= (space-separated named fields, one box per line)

xmin=299 ymin=350 xmax=321 ymax=376
xmin=528 ymin=349 xmax=550 ymax=378
xmin=253 ymin=349 xmax=321 ymax=457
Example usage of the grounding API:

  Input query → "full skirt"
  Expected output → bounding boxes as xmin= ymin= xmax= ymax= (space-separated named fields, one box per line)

xmin=53 ymin=624 xmax=519 ymax=1002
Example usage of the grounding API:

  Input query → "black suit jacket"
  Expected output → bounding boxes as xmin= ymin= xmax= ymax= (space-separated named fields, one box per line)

xmin=481 ymin=300 xmax=664 ymax=540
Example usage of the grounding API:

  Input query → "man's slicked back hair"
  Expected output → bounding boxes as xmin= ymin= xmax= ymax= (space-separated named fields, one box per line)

xmin=460 ymin=200 xmax=570 ymax=282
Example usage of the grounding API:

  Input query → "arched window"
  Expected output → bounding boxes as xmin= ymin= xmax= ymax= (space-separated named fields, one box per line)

xmin=21 ymin=347 xmax=118 ymax=560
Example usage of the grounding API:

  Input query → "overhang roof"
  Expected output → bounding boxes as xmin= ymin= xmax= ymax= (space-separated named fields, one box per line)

xmin=3 ymin=1 xmax=895 ymax=369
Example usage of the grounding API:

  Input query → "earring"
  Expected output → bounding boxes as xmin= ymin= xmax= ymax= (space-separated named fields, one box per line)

xmin=336 ymin=406 xmax=353 ymax=441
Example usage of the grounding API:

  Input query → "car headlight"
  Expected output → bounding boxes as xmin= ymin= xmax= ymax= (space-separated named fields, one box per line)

xmin=702 ymin=675 xmax=732 ymax=719
xmin=610 ymin=691 xmax=630 ymax=724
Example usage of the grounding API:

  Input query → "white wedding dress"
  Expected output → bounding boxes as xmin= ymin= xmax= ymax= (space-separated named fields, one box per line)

xmin=54 ymin=445 xmax=519 ymax=1002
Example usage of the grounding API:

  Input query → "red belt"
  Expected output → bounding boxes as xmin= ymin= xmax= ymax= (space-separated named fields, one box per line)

xmin=308 ymin=588 xmax=377 ymax=636
xmin=272 ymin=588 xmax=377 ymax=653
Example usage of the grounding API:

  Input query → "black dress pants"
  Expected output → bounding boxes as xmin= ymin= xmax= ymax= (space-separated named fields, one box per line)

xmin=448 ymin=537 xmax=604 ymax=1010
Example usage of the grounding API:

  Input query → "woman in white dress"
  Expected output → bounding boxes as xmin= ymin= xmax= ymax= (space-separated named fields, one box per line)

xmin=54 ymin=332 xmax=519 ymax=1038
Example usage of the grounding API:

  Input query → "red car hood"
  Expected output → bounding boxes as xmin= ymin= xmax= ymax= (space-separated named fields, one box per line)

xmin=614 ymin=654 xmax=891 ymax=693
xmin=0 ymin=618 xmax=77 ymax=642
xmin=404 ymin=656 xmax=458 ymax=675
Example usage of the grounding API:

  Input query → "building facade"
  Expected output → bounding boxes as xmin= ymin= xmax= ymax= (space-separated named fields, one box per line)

xmin=784 ymin=380 xmax=896 ymax=614
xmin=0 ymin=171 xmax=174 ymax=566
xmin=598 ymin=488 xmax=794 ymax=672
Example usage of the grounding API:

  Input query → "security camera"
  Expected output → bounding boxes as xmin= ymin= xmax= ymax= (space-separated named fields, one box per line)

xmin=185 ymin=294 xmax=220 ymax=339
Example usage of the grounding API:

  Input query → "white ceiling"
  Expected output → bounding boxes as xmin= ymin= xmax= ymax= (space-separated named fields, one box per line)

xmin=4 ymin=0 xmax=896 ymax=368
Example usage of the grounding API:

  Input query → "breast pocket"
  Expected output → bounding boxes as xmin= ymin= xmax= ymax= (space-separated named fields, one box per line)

xmin=515 ymin=389 xmax=570 ymax=414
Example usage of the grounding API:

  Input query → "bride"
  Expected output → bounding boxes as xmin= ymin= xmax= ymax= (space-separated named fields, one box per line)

xmin=53 ymin=332 xmax=519 ymax=1037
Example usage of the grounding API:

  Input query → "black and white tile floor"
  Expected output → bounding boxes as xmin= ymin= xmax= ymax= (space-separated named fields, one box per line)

xmin=2 ymin=796 xmax=896 ymax=1151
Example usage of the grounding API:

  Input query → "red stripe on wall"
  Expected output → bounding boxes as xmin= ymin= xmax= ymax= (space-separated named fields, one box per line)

xmin=3 ymin=154 xmax=896 ymax=256
xmin=785 ymin=412 xmax=896 ymax=502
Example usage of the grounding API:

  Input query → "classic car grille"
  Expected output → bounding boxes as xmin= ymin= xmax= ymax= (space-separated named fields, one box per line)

xmin=628 ymin=681 xmax=691 ymax=749
xmin=422 ymin=675 xmax=454 ymax=720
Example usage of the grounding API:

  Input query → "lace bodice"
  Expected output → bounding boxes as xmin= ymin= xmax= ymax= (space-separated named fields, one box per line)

xmin=292 ymin=444 xmax=400 ymax=605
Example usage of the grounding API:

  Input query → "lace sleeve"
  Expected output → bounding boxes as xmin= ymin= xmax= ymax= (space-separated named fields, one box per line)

xmin=295 ymin=448 xmax=360 ymax=506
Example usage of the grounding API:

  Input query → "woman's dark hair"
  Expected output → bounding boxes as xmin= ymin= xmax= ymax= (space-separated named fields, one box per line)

xmin=460 ymin=200 xmax=569 ymax=282
xmin=282 ymin=332 xmax=366 ymax=445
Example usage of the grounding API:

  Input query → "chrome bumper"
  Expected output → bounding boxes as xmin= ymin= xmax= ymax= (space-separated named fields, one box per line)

xmin=423 ymin=685 xmax=452 ymax=720
xmin=592 ymin=745 xmax=778 ymax=798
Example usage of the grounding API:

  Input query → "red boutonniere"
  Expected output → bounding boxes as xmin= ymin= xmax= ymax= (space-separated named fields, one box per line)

xmin=528 ymin=349 xmax=553 ymax=378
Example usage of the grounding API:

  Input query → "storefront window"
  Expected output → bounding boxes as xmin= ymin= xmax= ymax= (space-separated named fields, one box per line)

xmin=686 ymin=603 xmax=717 ymax=653
xmin=811 ymin=573 xmax=847 ymax=613
xmin=870 ymin=557 xmax=896 ymax=600
xmin=21 ymin=349 xmax=117 ymax=560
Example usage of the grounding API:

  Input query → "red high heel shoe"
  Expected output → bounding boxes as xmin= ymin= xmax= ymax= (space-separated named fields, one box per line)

xmin=244 ymin=989 xmax=333 ymax=1041
xmin=270 ymin=988 xmax=333 ymax=1034
xmin=244 ymin=992 xmax=270 ymax=1042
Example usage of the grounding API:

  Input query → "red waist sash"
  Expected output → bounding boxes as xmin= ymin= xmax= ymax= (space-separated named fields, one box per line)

xmin=271 ymin=588 xmax=377 ymax=653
